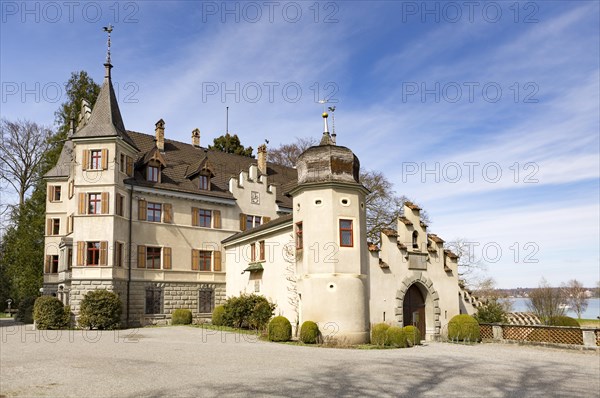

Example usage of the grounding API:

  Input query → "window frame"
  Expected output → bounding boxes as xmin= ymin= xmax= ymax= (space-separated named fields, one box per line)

xmin=52 ymin=185 xmax=62 ymax=202
xmin=147 ymin=165 xmax=159 ymax=182
xmin=339 ymin=219 xmax=354 ymax=248
xmin=295 ymin=222 xmax=303 ymax=250
xmin=51 ymin=218 xmax=60 ymax=235
xmin=88 ymin=193 xmax=102 ymax=214
xmin=199 ymin=174 xmax=210 ymax=190
xmin=145 ymin=287 xmax=162 ymax=315
xmin=246 ymin=215 xmax=261 ymax=230
xmin=146 ymin=246 xmax=162 ymax=269
xmin=115 ymin=242 xmax=123 ymax=267
xmin=90 ymin=149 xmax=102 ymax=170
xmin=197 ymin=209 xmax=212 ymax=228
xmin=87 ymin=241 xmax=101 ymax=266
xmin=50 ymin=255 xmax=59 ymax=273
xmin=147 ymin=202 xmax=162 ymax=222
xmin=198 ymin=250 xmax=212 ymax=271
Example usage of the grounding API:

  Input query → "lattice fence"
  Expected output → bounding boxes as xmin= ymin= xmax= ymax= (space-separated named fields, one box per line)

xmin=479 ymin=324 xmax=493 ymax=340
xmin=502 ymin=325 xmax=583 ymax=345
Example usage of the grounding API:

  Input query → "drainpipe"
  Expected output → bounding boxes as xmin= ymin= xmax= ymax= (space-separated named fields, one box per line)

xmin=126 ymin=183 xmax=133 ymax=327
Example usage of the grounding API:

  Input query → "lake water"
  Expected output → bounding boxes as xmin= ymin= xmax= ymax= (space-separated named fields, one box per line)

xmin=506 ymin=297 xmax=600 ymax=319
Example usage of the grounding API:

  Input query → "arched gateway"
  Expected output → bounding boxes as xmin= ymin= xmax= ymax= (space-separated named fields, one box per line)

xmin=396 ymin=273 xmax=441 ymax=340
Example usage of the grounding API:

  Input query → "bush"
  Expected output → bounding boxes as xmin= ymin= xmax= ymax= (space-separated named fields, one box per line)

xmin=300 ymin=321 xmax=320 ymax=344
xmin=33 ymin=296 xmax=69 ymax=329
xmin=548 ymin=316 xmax=580 ymax=327
xmin=371 ymin=323 xmax=390 ymax=346
xmin=249 ymin=300 xmax=275 ymax=331
xmin=268 ymin=316 xmax=292 ymax=342
xmin=222 ymin=294 xmax=275 ymax=329
xmin=386 ymin=326 xmax=407 ymax=348
xmin=78 ymin=290 xmax=122 ymax=330
xmin=474 ymin=300 xmax=508 ymax=324
xmin=403 ymin=326 xmax=421 ymax=346
xmin=212 ymin=305 xmax=226 ymax=326
xmin=448 ymin=314 xmax=480 ymax=342
xmin=172 ymin=309 xmax=192 ymax=325
xmin=15 ymin=296 xmax=36 ymax=324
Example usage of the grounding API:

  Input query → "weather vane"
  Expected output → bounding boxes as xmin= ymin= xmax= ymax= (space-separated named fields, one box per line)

xmin=103 ymin=24 xmax=114 ymax=64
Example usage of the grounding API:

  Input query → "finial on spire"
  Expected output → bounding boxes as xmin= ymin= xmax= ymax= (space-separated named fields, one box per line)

xmin=322 ymin=111 xmax=329 ymax=134
xmin=102 ymin=24 xmax=114 ymax=78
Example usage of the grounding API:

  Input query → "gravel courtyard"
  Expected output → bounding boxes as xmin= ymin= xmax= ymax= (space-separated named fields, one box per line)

xmin=1 ymin=323 xmax=598 ymax=398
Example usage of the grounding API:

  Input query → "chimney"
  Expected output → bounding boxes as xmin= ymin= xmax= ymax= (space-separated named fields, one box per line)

xmin=257 ymin=144 xmax=267 ymax=175
xmin=155 ymin=119 xmax=165 ymax=151
xmin=68 ymin=111 xmax=76 ymax=137
xmin=192 ymin=128 xmax=201 ymax=147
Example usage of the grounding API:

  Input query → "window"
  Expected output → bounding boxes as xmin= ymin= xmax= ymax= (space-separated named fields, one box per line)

xmin=198 ymin=251 xmax=212 ymax=271
xmin=50 ymin=186 xmax=61 ymax=202
xmin=115 ymin=242 xmax=123 ymax=267
xmin=259 ymin=240 xmax=265 ymax=261
xmin=199 ymin=175 xmax=210 ymax=190
xmin=339 ymin=219 xmax=353 ymax=247
xmin=295 ymin=222 xmax=303 ymax=249
xmin=87 ymin=242 xmax=101 ymax=266
xmin=198 ymin=209 xmax=212 ymax=227
xmin=52 ymin=218 xmax=60 ymax=235
xmin=250 ymin=243 xmax=256 ymax=262
xmin=147 ymin=166 xmax=159 ymax=182
xmin=116 ymin=194 xmax=124 ymax=217
xmin=145 ymin=288 xmax=162 ymax=315
xmin=412 ymin=231 xmax=419 ymax=249
xmin=90 ymin=150 xmax=102 ymax=169
xmin=120 ymin=153 xmax=133 ymax=176
xmin=45 ymin=255 xmax=59 ymax=273
xmin=198 ymin=288 xmax=215 ymax=313
xmin=147 ymin=202 xmax=162 ymax=222
xmin=146 ymin=246 xmax=162 ymax=269
xmin=67 ymin=248 xmax=73 ymax=270
xmin=246 ymin=215 xmax=261 ymax=230
xmin=88 ymin=193 xmax=101 ymax=214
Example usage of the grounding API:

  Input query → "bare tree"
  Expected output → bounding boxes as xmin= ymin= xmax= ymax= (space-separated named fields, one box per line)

xmin=444 ymin=238 xmax=487 ymax=287
xmin=527 ymin=278 xmax=566 ymax=323
xmin=0 ymin=119 xmax=52 ymax=210
xmin=269 ymin=137 xmax=317 ymax=167
xmin=562 ymin=279 xmax=588 ymax=319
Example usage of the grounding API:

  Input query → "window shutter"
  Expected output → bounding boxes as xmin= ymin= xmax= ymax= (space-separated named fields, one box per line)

xmin=115 ymin=194 xmax=122 ymax=216
xmin=101 ymin=192 xmax=109 ymax=214
xmin=46 ymin=219 xmax=52 ymax=235
xmin=78 ymin=193 xmax=86 ymax=214
xmin=67 ymin=214 xmax=72 ymax=234
xmin=82 ymin=150 xmax=89 ymax=170
xmin=101 ymin=149 xmax=109 ymax=170
xmin=191 ymin=207 xmax=198 ymax=226
xmin=164 ymin=203 xmax=173 ymax=223
xmin=113 ymin=241 xmax=119 ymax=266
xmin=263 ymin=216 xmax=271 ymax=224
xmin=100 ymin=241 xmax=108 ymax=266
xmin=213 ymin=210 xmax=221 ymax=229
xmin=213 ymin=251 xmax=222 ymax=272
xmin=126 ymin=156 xmax=133 ymax=176
xmin=239 ymin=213 xmax=246 ymax=231
xmin=138 ymin=199 xmax=147 ymax=221
xmin=163 ymin=247 xmax=172 ymax=269
xmin=44 ymin=255 xmax=50 ymax=273
xmin=137 ymin=245 xmax=146 ymax=268
xmin=191 ymin=249 xmax=199 ymax=270
xmin=48 ymin=186 xmax=54 ymax=202
xmin=77 ymin=241 xmax=85 ymax=266
xmin=68 ymin=180 xmax=74 ymax=199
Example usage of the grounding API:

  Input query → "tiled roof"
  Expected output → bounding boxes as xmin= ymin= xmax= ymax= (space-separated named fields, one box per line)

xmin=404 ymin=201 xmax=421 ymax=211
xmin=428 ymin=234 xmax=444 ymax=244
xmin=45 ymin=140 xmax=74 ymax=178
xmin=381 ymin=228 xmax=398 ymax=237
xmin=125 ymin=131 xmax=297 ymax=208
xmin=444 ymin=249 xmax=459 ymax=260
xmin=398 ymin=216 xmax=413 ymax=226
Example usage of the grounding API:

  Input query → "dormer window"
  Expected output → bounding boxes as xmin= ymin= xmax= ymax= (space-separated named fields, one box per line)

xmin=199 ymin=174 xmax=210 ymax=190
xmin=147 ymin=165 xmax=159 ymax=182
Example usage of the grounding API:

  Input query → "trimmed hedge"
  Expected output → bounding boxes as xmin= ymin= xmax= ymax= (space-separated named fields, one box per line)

xmin=548 ymin=316 xmax=579 ymax=327
xmin=371 ymin=323 xmax=390 ymax=346
xmin=403 ymin=326 xmax=421 ymax=346
xmin=15 ymin=296 xmax=36 ymax=324
xmin=33 ymin=296 xmax=69 ymax=329
xmin=172 ymin=309 xmax=192 ymax=325
xmin=448 ymin=314 xmax=480 ymax=342
xmin=78 ymin=290 xmax=122 ymax=330
xmin=300 ymin=321 xmax=320 ymax=344
xmin=386 ymin=326 xmax=407 ymax=348
xmin=222 ymin=294 xmax=276 ymax=329
xmin=212 ymin=305 xmax=226 ymax=326
xmin=268 ymin=316 xmax=292 ymax=342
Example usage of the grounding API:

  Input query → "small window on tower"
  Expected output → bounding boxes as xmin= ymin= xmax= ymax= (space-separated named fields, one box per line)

xmin=339 ymin=219 xmax=353 ymax=247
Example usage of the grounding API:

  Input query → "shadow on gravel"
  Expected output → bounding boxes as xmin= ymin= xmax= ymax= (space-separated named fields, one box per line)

xmin=123 ymin=354 xmax=589 ymax=398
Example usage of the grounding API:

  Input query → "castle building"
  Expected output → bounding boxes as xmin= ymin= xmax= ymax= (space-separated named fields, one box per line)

xmin=43 ymin=55 xmax=477 ymax=340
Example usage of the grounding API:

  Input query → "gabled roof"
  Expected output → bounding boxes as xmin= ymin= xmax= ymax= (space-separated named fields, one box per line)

xmin=71 ymin=66 xmax=138 ymax=150
xmin=44 ymin=140 xmax=74 ymax=178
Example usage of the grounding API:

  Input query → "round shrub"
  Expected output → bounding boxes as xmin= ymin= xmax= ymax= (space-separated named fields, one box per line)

xmin=172 ymin=309 xmax=192 ymax=325
xmin=371 ymin=323 xmax=390 ymax=346
xmin=33 ymin=296 xmax=69 ymax=330
xmin=448 ymin=314 xmax=480 ymax=342
xmin=15 ymin=296 xmax=36 ymax=324
xmin=403 ymin=325 xmax=421 ymax=346
xmin=548 ymin=316 xmax=579 ymax=327
xmin=300 ymin=321 xmax=320 ymax=344
xmin=212 ymin=305 xmax=226 ymax=326
xmin=78 ymin=290 xmax=122 ymax=330
xmin=268 ymin=316 xmax=292 ymax=342
xmin=385 ymin=326 xmax=407 ymax=348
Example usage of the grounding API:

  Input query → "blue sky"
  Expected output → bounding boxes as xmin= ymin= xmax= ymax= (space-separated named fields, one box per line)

xmin=1 ymin=1 xmax=598 ymax=288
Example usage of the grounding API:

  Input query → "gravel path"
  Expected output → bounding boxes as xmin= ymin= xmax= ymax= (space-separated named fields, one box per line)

xmin=1 ymin=324 xmax=598 ymax=397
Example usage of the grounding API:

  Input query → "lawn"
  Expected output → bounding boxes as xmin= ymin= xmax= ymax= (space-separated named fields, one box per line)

xmin=578 ymin=318 xmax=600 ymax=328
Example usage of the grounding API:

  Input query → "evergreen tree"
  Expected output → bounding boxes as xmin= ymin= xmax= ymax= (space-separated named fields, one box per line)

xmin=209 ymin=133 xmax=254 ymax=157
